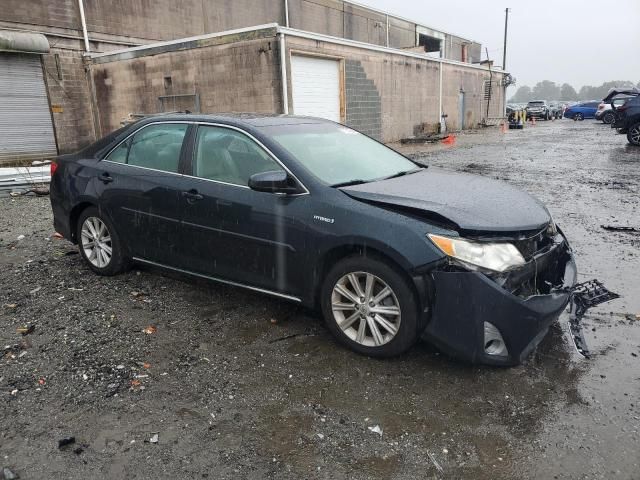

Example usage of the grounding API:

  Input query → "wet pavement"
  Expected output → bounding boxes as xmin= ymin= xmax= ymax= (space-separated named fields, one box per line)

xmin=1 ymin=119 xmax=639 ymax=479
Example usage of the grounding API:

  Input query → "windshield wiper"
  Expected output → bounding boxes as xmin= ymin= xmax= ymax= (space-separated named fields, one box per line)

xmin=382 ymin=167 xmax=424 ymax=181
xmin=331 ymin=179 xmax=370 ymax=188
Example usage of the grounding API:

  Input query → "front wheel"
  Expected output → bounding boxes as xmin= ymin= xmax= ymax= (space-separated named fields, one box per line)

xmin=321 ymin=256 xmax=422 ymax=358
xmin=77 ymin=207 xmax=129 ymax=276
xmin=575 ymin=113 xmax=584 ymax=121
xmin=628 ymin=123 xmax=640 ymax=146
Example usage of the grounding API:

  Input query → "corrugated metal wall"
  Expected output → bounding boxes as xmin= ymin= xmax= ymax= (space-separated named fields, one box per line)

xmin=0 ymin=53 xmax=57 ymax=162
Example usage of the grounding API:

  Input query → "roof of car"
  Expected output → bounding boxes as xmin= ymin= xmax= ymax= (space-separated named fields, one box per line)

xmin=135 ymin=113 xmax=330 ymax=128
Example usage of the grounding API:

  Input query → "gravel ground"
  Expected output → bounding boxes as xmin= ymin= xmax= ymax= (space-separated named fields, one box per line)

xmin=1 ymin=119 xmax=639 ymax=479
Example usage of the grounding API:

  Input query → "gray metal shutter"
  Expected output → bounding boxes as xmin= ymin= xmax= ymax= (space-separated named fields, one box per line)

xmin=0 ymin=53 xmax=57 ymax=162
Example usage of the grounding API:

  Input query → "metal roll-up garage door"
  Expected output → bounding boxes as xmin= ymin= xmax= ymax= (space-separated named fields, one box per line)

xmin=290 ymin=55 xmax=341 ymax=122
xmin=0 ymin=52 xmax=57 ymax=162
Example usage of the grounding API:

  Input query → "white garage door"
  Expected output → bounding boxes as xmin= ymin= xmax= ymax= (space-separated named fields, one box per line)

xmin=290 ymin=55 xmax=341 ymax=122
xmin=0 ymin=53 xmax=57 ymax=161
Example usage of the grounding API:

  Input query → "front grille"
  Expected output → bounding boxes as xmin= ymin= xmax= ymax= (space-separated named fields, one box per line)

xmin=485 ymin=226 xmax=569 ymax=298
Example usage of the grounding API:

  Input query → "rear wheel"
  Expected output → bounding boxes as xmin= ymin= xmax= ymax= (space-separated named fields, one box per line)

xmin=628 ymin=123 xmax=640 ymax=146
xmin=575 ymin=113 xmax=584 ymax=121
xmin=77 ymin=207 xmax=129 ymax=276
xmin=603 ymin=112 xmax=615 ymax=124
xmin=321 ymin=255 xmax=421 ymax=358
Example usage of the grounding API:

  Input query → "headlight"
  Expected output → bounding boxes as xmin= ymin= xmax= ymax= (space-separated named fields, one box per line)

xmin=428 ymin=234 xmax=526 ymax=272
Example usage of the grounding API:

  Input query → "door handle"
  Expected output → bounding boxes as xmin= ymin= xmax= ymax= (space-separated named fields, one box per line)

xmin=182 ymin=189 xmax=204 ymax=202
xmin=99 ymin=172 xmax=114 ymax=184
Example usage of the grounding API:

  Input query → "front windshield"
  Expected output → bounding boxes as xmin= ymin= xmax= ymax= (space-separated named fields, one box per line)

xmin=263 ymin=122 xmax=418 ymax=186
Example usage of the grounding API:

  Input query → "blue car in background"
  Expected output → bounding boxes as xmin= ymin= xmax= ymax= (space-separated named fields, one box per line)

xmin=563 ymin=101 xmax=599 ymax=120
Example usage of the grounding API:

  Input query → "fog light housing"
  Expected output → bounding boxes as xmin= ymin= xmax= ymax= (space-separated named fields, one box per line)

xmin=484 ymin=322 xmax=508 ymax=357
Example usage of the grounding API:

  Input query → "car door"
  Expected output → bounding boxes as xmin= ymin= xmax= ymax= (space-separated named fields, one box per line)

xmin=97 ymin=122 xmax=194 ymax=266
xmin=585 ymin=102 xmax=599 ymax=118
xmin=179 ymin=124 xmax=308 ymax=297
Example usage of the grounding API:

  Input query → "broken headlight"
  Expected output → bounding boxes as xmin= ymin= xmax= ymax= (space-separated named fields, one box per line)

xmin=428 ymin=234 xmax=526 ymax=273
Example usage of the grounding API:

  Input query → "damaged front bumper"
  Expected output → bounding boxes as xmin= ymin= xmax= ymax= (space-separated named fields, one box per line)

xmin=422 ymin=238 xmax=577 ymax=366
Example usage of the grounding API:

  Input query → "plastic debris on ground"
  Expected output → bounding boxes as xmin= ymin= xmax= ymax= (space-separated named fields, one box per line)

xmin=58 ymin=437 xmax=76 ymax=450
xmin=143 ymin=326 xmax=157 ymax=335
xmin=16 ymin=325 xmax=35 ymax=336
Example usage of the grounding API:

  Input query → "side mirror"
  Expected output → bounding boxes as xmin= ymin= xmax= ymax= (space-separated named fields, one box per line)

xmin=248 ymin=170 xmax=302 ymax=195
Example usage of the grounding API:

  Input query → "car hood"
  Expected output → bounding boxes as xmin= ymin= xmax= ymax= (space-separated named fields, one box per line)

xmin=341 ymin=168 xmax=551 ymax=233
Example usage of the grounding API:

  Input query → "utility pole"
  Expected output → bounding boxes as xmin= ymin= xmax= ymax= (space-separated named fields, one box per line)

xmin=502 ymin=8 xmax=509 ymax=70
xmin=502 ymin=8 xmax=509 ymax=119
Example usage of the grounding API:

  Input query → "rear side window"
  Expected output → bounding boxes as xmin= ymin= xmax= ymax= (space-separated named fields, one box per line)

xmin=193 ymin=126 xmax=283 ymax=186
xmin=105 ymin=123 xmax=188 ymax=174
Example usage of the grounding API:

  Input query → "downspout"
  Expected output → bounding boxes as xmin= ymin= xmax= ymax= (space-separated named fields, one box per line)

xmin=385 ymin=15 xmax=389 ymax=47
xmin=284 ymin=0 xmax=290 ymax=27
xmin=438 ymin=59 xmax=444 ymax=133
xmin=77 ymin=0 xmax=90 ymax=52
xmin=279 ymin=31 xmax=289 ymax=115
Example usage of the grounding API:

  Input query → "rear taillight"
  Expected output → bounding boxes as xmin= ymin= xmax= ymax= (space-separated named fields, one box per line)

xmin=597 ymin=103 xmax=605 ymax=110
xmin=50 ymin=160 xmax=58 ymax=176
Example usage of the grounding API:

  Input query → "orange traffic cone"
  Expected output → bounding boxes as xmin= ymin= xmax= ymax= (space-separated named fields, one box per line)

xmin=532 ymin=116 xmax=536 ymax=126
xmin=442 ymin=134 xmax=456 ymax=145
xmin=501 ymin=121 xmax=507 ymax=133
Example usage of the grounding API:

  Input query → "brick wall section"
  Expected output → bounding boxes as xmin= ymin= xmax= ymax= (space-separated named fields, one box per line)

xmin=91 ymin=39 xmax=282 ymax=135
xmin=40 ymin=39 xmax=96 ymax=153
xmin=345 ymin=60 xmax=382 ymax=140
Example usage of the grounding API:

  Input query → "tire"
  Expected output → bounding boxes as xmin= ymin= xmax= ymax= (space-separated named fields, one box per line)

xmin=603 ymin=112 xmax=615 ymax=125
xmin=575 ymin=113 xmax=584 ymax=121
xmin=627 ymin=122 xmax=640 ymax=146
xmin=320 ymin=255 xmax=422 ymax=358
xmin=76 ymin=206 xmax=129 ymax=276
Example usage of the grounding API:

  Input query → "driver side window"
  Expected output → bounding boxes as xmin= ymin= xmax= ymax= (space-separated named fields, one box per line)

xmin=193 ymin=126 xmax=283 ymax=186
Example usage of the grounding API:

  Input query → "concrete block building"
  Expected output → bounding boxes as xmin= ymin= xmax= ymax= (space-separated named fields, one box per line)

xmin=0 ymin=0 xmax=506 ymax=164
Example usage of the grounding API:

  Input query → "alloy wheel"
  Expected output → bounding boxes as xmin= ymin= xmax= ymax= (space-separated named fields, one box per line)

xmin=80 ymin=217 xmax=113 ymax=268
xmin=331 ymin=272 xmax=401 ymax=347
xmin=629 ymin=126 xmax=640 ymax=145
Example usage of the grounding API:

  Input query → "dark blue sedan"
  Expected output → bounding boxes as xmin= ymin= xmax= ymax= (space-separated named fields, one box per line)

xmin=564 ymin=101 xmax=599 ymax=120
xmin=49 ymin=113 xmax=577 ymax=365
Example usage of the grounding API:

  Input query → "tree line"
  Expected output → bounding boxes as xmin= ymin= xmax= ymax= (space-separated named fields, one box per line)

xmin=509 ymin=80 xmax=640 ymax=103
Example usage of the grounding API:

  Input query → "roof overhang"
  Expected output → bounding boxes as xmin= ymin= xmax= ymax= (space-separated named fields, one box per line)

xmin=0 ymin=29 xmax=49 ymax=54
xmin=88 ymin=24 xmax=505 ymax=74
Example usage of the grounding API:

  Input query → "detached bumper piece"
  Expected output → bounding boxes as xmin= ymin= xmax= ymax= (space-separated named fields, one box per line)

xmin=568 ymin=280 xmax=620 ymax=358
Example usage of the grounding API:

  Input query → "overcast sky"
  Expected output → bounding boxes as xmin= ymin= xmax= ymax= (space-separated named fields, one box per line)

xmin=357 ymin=0 xmax=640 ymax=90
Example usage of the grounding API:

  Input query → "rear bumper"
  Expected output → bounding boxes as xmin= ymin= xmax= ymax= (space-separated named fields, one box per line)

xmin=422 ymin=242 xmax=576 ymax=366
xmin=50 ymin=189 xmax=73 ymax=241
